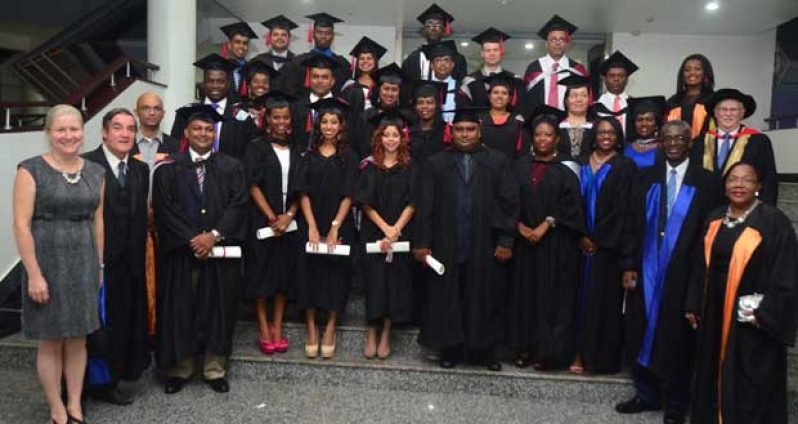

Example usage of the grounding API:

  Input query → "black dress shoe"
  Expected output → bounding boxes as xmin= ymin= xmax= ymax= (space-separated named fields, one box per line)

xmin=615 ymin=396 xmax=661 ymax=414
xmin=204 ymin=377 xmax=230 ymax=393
xmin=663 ymin=410 xmax=686 ymax=424
xmin=439 ymin=360 xmax=457 ymax=369
xmin=485 ymin=361 xmax=502 ymax=372
xmin=89 ymin=386 xmax=133 ymax=405
xmin=164 ymin=377 xmax=188 ymax=395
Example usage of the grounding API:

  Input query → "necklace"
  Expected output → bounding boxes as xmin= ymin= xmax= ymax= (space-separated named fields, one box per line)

xmin=591 ymin=151 xmax=614 ymax=167
xmin=49 ymin=154 xmax=83 ymax=185
xmin=722 ymin=199 xmax=760 ymax=228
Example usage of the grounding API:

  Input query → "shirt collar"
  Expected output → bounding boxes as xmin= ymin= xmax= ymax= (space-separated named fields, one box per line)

xmin=138 ymin=131 xmax=163 ymax=144
xmin=189 ymin=148 xmax=212 ymax=162
xmin=720 ymin=126 xmax=741 ymax=137
xmin=309 ymin=91 xmax=333 ymax=103
xmin=543 ymin=54 xmax=568 ymax=69
xmin=481 ymin=66 xmax=503 ymax=76
xmin=271 ymin=50 xmax=288 ymax=58
xmin=101 ymin=143 xmax=127 ymax=170
xmin=204 ymin=97 xmax=227 ymax=114
xmin=668 ymin=157 xmax=690 ymax=175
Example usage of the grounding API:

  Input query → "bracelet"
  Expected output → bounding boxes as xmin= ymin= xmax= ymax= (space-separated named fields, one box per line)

xmin=99 ymin=263 xmax=105 ymax=269
xmin=287 ymin=210 xmax=295 ymax=218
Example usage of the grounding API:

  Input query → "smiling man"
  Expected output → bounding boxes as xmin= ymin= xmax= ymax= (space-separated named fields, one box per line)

xmin=220 ymin=22 xmax=258 ymax=98
xmin=402 ymin=4 xmax=468 ymax=82
xmin=692 ymin=88 xmax=778 ymax=204
xmin=83 ymin=108 xmax=150 ymax=406
xmin=253 ymin=15 xmax=297 ymax=92
xmin=169 ymin=54 xmax=257 ymax=161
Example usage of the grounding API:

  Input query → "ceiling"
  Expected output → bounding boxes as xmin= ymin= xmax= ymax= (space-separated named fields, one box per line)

xmin=217 ymin=0 xmax=798 ymax=37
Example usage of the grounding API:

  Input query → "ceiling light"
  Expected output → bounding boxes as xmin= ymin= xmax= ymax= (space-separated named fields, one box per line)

xmin=460 ymin=41 xmax=469 ymax=47
xmin=705 ymin=1 xmax=720 ymax=11
xmin=524 ymin=43 xmax=534 ymax=50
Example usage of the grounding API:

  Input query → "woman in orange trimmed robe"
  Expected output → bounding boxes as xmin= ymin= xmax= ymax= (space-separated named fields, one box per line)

xmin=691 ymin=162 xmax=798 ymax=424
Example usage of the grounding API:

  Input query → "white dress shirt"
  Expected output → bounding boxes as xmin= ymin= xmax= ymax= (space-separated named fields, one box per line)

xmin=666 ymin=157 xmax=690 ymax=199
xmin=539 ymin=54 xmax=570 ymax=110
xmin=102 ymin=144 xmax=128 ymax=181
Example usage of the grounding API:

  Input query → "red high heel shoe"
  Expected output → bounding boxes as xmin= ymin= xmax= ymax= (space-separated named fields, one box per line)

xmin=270 ymin=325 xmax=289 ymax=353
xmin=258 ymin=336 xmax=275 ymax=355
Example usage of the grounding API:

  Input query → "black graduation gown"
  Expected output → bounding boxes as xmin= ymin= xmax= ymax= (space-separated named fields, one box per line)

xmin=691 ymin=204 xmax=798 ymax=424
xmin=290 ymin=95 xmax=314 ymax=153
xmin=83 ymin=148 xmax=150 ymax=382
xmin=576 ymin=155 xmax=636 ymax=374
xmin=591 ymin=101 xmax=634 ymax=143
xmin=414 ymin=145 xmax=519 ymax=351
xmin=479 ymin=111 xmax=530 ymax=160
xmin=282 ymin=51 xmax=350 ymax=97
xmin=352 ymin=106 xmax=411 ymax=160
xmin=340 ymin=79 xmax=370 ymax=122
xmin=666 ymin=93 xmax=710 ymax=139
xmin=558 ymin=126 xmax=595 ymax=162
xmin=522 ymin=57 xmax=587 ymax=113
xmin=169 ymin=101 xmax=257 ymax=161
xmin=692 ymin=126 xmax=779 ymax=205
xmin=621 ymin=156 xmax=721 ymax=380
xmin=510 ymin=156 xmax=585 ymax=367
xmin=408 ymin=121 xmax=446 ymax=165
xmin=459 ymin=70 xmax=528 ymax=115
xmin=129 ymin=133 xmax=180 ymax=157
xmin=356 ymin=162 xmax=417 ymax=323
xmin=243 ymin=137 xmax=300 ymax=300
xmin=251 ymin=50 xmax=295 ymax=92
xmin=292 ymin=149 xmax=358 ymax=313
xmin=401 ymin=45 xmax=468 ymax=82
xmin=152 ymin=152 xmax=248 ymax=368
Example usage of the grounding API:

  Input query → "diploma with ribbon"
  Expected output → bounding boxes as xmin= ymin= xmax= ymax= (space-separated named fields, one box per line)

xmin=365 ymin=241 xmax=410 ymax=254
xmin=207 ymin=246 xmax=243 ymax=258
xmin=737 ymin=293 xmax=763 ymax=323
xmin=425 ymin=255 xmax=445 ymax=276
xmin=256 ymin=220 xmax=298 ymax=240
xmin=305 ymin=242 xmax=351 ymax=256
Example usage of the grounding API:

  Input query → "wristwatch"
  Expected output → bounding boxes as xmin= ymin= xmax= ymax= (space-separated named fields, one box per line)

xmin=545 ymin=216 xmax=556 ymax=228
xmin=286 ymin=210 xmax=295 ymax=218
xmin=210 ymin=229 xmax=223 ymax=243
xmin=331 ymin=219 xmax=341 ymax=227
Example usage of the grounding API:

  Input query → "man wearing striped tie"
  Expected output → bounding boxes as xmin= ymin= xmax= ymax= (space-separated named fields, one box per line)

xmin=616 ymin=120 xmax=721 ymax=424
xmin=152 ymin=105 xmax=249 ymax=395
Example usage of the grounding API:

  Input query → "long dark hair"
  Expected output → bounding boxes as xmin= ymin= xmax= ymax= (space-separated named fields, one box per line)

xmin=310 ymin=109 xmax=350 ymax=163
xmin=593 ymin=116 xmax=624 ymax=151
xmin=674 ymin=54 xmax=715 ymax=97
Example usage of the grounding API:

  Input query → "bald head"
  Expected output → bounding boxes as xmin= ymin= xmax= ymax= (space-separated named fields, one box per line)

xmin=135 ymin=92 xmax=165 ymax=134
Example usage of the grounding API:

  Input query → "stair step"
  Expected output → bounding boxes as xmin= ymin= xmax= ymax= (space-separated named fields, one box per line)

xmin=779 ymin=199 xmax=798 ymax=224
xmin=779 ymin=182 xmax=798 ymax=202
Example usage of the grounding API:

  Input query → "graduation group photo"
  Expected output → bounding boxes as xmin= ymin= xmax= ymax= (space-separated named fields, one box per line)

xmin=4 ymin=0 xmax=798 ymax=423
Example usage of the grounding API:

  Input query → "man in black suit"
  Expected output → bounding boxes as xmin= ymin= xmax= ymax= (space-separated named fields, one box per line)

xmin=253 ymin=15 xmax=298 ymax=92
xmin=84 ymin=108 xmax=150 ymax=405
xmin=169 ymin=54 xmax=257 ymax=161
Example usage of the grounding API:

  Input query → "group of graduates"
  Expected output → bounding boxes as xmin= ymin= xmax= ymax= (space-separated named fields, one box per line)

xmin=84 ymin=4 xmax=798 ymax=424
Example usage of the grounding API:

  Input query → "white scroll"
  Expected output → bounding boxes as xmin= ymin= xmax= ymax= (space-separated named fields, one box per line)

xmin=365 ymin=241 xmax=411 ymax=254
xmin=305 ymin=242 xmax=351 ymax=256
xmin=256 ymin=220 xmax=298 ymax=240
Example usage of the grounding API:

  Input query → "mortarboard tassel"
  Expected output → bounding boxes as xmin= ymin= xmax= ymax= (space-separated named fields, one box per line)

xmin=444 ymin=20 xmax=451 ymax=37
xmin=443 ymin=122 xmax=452 ymax=144
xmin=511 ymin=88 xmax=518 ymax=108
xmin=304 ymin=66 xmax=311 ymax=88
xmin=500 ymin=38 xmax=505 ymax=56
xmin=258 ymin=110 xmax=266 ymax=131
xmin=565 ymin=32 xmax=572 ymax=44
xmin=179 ymin=135 xmax=189 ymax=152
xmin=305 ymin=113 xmax=313 ymax=133
xmin=350 ymin=55 xmax=356 ymax=78
xmin=307 ymin=24 xmax=313 ymax=43
xmin=239 ymin=78 xmax=248 ymax=97
xmin=266 ymin=33 xmax=272 ymax=47
xmin=221 ymin=43 xmax=229 ymax=59
xmin=516 ymin=128 xmax=523 ymax=153
xmin=403 ymin=125 xmax=410 ymax=143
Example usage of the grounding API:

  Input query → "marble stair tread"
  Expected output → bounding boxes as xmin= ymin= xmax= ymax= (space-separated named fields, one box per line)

xmin=778 ymin=182 xmax=798 ymax=202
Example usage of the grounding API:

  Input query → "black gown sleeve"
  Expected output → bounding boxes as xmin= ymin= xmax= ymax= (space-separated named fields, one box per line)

xmin=355 ymin=165 xmax=376 ymax=206
xmin=152 ymin=165 xmax=200 ymax=252
xmin=212 ymin=160 xmax=250 ymax=242
xmin=492 ymin=154 xmax=520 ymax=248
xmin=413 ymin=157 xmax=436 ymax=249
xmin=552 ymin=166 xmax=587 ymax=235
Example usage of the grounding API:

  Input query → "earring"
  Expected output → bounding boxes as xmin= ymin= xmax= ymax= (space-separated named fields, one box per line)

xmin=755 ymin=191 xmax=760 ymax=197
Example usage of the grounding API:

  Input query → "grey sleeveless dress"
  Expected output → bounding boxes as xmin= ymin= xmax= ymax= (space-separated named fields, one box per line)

xmin=18 ymin=156 xmax=104 ymax=339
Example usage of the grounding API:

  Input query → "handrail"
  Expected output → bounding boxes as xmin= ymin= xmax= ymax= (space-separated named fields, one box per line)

xmin=764 ymin=114 xmax=798 ymax=123
xmin=64 ymin=57 xmax=159 ymax=106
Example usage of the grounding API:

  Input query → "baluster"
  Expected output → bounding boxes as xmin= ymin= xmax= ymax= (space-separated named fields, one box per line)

xmin=4 ymin=108 xmax=11 ymax=130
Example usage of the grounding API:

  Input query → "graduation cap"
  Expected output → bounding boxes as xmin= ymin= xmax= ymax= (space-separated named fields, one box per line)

xmin=253 ymin=90 xmax=296 ymax=109
xmin=446 ymin=106 xmax=489 ymax=123
xmin=558 ymin=74 xmax=590 ymax=88
xmin=705 ymin=88 xmax=756 ymax=119
xmin=525 ymin=104 xmax=566 ymax=130
xmin=221 ymin=22 xmax=258 ymax=40
xmin=416 ymin=3 xmax=455 ymax=36
xmin=307 ymin=97 xmax=351 ymax=114
xmin=193 ymin=54 xmax=238 ymax=73
xmin=472 ymin=27 xmax=511 ymax=55
xmin=538 ymin=15 xmax=578 ymax=40
xmin=261 ymin=15 xmax=298 ymax=47
xmin=306 ymin=13 xmax=344 ymax=43
xmin=350 ymin=36 xmax=388 ymax=60
xmin=300 ymin=53 xmax=342 ymax=88
xmin=374 ymin=63 xmax=408 ymax=86
xmin=368 ymin=108 xmax=410 ymax=128
xmin=176 ymin=104 xmax=225 ymax=124
xmin=422 ymin=40 xmax=457 ymax=61
xmin=243 ymin=58 xmax=279 ymax=80
xmin=483 ymin=73 xmax=520 ymax=108
xmin=410 ymin=79 xmax=449 ymax=107
xmin=629 ymin=96 xmax=668 ymax=118
xmin=598 ymin=51 xmax=639 ymax=76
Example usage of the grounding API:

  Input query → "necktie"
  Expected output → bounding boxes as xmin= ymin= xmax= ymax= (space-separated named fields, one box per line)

xmin=195 ymin=158 xmax=206 ymax=194
xmin=210 ymin=102 xmax=221 ymax=153
xmin=666 ymin=168 xmax=678 ymax=218
xmin=717 ymin=133 xmax=732 ymax=169
xmin=462 ymin=153 xmax=474 ymax=181
xmin=117 ymin=161 xmax=126 ymax=188
xmin=547 ymin=63 xmax=560 ymax=108
xmin=612 ymin=95 xmax=622 ymax=113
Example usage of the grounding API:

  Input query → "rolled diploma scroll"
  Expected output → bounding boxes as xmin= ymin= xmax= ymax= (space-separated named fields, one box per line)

xmin=305 ymin=242 xmax=351 ymax=256
xmin=425 ymin=255 xmax=445 ymax=276
xmin=208 ymin=246 xmax=242 ymax=258
xmin=256 ymin=220 xmax=298 ymax=240
xmin=365 ymin=241 xmax=410 ymax=254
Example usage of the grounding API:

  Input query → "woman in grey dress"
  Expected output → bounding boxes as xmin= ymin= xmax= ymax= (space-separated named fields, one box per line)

xmin=13 ymin=104 xmax=105 ymax=424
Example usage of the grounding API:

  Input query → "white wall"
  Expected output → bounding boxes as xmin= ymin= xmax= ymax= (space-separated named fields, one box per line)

xmin=767 ymin=128 xmax=798 ymax=174
xmin=83 ymin=80 xmax=166 ymax=150
xmin=0 ymin=81 xmax=166 ymax=276
xmin=611 ymin=31 xmax=777 ymax=130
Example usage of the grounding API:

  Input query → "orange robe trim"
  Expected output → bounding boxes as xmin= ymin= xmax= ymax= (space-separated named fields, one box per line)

xmin=667 ymin=103 xmax=707 ymax=139
xmin=703 ymin=219 xmax=762 ymax=424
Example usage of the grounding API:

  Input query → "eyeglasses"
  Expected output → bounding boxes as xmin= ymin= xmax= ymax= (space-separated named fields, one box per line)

xmin=716 ymin=107 xmax=743 ymax=114
xmin=726 ymin=176 xmax=757 ymax=186
xmin=595 ymin=130 xmax=617 ymax=136
xmin=139 ymin=106 xmax=163 ymax=113
xmin=662 ymin=135 xmax=688 ymax=143
xmin=424 ymin=23 xmax=443 ymax=29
